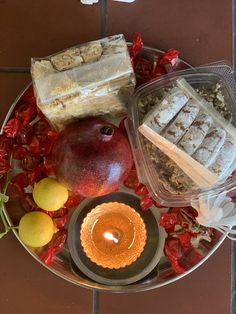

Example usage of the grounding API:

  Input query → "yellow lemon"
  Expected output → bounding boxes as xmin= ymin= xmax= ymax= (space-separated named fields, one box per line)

xmin=33 ymin=177 xmax=68 ymax=211
xmin=19 ymin=211 xmax=57 ymax=248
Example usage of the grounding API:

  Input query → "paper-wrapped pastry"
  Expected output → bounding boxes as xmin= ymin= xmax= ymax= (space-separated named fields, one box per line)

xmin=31 ymin=34 xmax=135 ymax=130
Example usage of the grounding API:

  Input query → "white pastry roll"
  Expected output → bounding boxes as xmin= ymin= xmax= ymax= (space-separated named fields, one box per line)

xmin=144 ymin=87 xmax=189 ymax=133
xmin=192 ymin=127 xmax=226 ymax=167
xmin=162 ymin=100 xmax=199 ymax=144
xmin=209 ymin=137 xmax=236 ymax=177
xmin=178 ymin=113 xmax=213 ymax=155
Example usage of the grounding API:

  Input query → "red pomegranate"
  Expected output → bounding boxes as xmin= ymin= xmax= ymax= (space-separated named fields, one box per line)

xmin=52 ymin=118 xmax=133 ymax=197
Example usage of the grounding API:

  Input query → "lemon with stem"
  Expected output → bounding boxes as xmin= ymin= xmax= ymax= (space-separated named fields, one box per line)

xmin=33 ymin=177 xmax=68 ymax=211
xmin=19 ymin=211 xmax=58 ymax=248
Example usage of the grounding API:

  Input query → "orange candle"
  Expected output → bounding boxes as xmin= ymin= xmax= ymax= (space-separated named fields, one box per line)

xmin=80 ymin=202 xmax=147 ymax=269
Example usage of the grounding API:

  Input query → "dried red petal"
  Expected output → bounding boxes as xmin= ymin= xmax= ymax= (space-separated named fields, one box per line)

xmin=40 ymin=247 xmax=55 ymax=265
xmin=134 ymin=56 xmax=154 ymax=83
xmin=129 ymin=32 xmax=143 ymax=56
xmin=170 ymin=258 xmax=186 ymax=274
xmin=30 ymin=132 xmax=57 ymax=156
xmin=64 ymin=194 xmax=81 ymax=209
xmin=47 ymin=130 xmax=58 ymax=142
xmin=11 ymin=172 xmax=29 ymax=193
xmin=134 ymin=183 xmax=149 ymax=196
xmin=43 ymin=158 xmax=55 ymax=176
xmin=21 ymin=152 xmax=42 ymax=171
xmin=39 ymin=139 xmax=55 ymax=156
xmin=0 ymin=135 xmax=13 ymax=158
xmin=20 ymin=193 xmax=39 ymax=212
xmin=29 ymin=136 xmax=41 ymax=154
xmin=182 ymin=207 xmax=198 ymax=218
xmin=19 ymin=85 xmax=37 ymax=107
xmin=153 ymin=200 xmax=167 ymax=209
xmin=160 ymin=212 xmax=179 ymax=231
xmin=34 ymin=119 xmax=51 ymax=141
xmin=175 ymin=232 xmax=192 ymax=249
xmin=123 ymin=168 xmax=139 ymax=189
xmin=3 ymin=118 xmax=21 ymax=138
xmin=0 ymin=157 xmax=10 ymax=175
xmin=50 ymin=229 xmax=67 ymax=251
xmin=159 ymin=48 xmax=180 ymax=68
xmin=140 ymin=195 xmax=154 ymax=210
xmin=151 ymin=64 xmax=166 ymax=78
xmin=15 ymin=103 xmax=36 ymax=125
xmin=27 ymin=163 xmax=47 ymax=185
xmin=46 ymin=207 xmax=68 ymax=219
xmin=12 ymin=145 xmax=27 ymax=160
xmin=164 ymin=237 xmax=183 ymax=260
xmin=16 ymin=125 xmax=34 ymax=144
xmin=53 ymin=215 xmax=68 ymax=229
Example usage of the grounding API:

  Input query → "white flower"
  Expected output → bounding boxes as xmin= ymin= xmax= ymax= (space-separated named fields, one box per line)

xmin=191 ymin=193 xmax=236 ymax=240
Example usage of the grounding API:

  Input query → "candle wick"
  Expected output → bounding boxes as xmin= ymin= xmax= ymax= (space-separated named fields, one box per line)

xmin=104 ymin=231 xmax=119 ymax=244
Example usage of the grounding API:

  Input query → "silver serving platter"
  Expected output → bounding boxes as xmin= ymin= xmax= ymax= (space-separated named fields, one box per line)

xmin=1 ymin=46 xmax=226 ymax=293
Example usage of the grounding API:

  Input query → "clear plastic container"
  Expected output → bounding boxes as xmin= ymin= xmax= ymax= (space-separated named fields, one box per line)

xmin=126 ymin=63 xmax=236 ymax=207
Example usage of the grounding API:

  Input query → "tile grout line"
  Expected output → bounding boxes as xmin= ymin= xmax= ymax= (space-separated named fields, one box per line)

xmin=92 ymin=290 xmax=100 ymax=314
xmin=101 ymin=0 xmax=108 ymax=38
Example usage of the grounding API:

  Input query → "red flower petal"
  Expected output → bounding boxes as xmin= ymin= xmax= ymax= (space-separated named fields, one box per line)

xmin=15 ymin=103 xmax=36 ymax=125
xmin=21 ymin=152 xmax=42 ymax=171
xmin=164 ymin=237 xmax=183 ymax=260
xmin=0 ymin=157 xmax=10 ymax=175
xmin=34 ymin=119 xmax=51 ymax=140
xmin=11 ymin=172 xmax=29 ymax=193
xmin=160 ymin=212 xmax=179 ymax=231
xmin=123 ymin=168 xmax=139 ymax=189
xmin=12 ymin=145 xmax=28 ymax=160
xmin=19 ymin=85 xmax=37 ymax=107
xmin=3 ymin=119 xmax=21 ymax=138
xmin=16 ymin=125 xmax=34 ymax=145
xmin=40 ymin=247 xmax=55 ymax=266
xmin=53 ymin=215 xmax=68 ymax=229
xmin=134 ymin=183 xmax=149 ymax=196
xmin=29 ymin=136 xmax=41 ymax=154
xmin=0 ymin=135 xmax=13 ymax=158
xmin=140 ymin=195 xmax=154 ymax=210
xmin=64 ymin=194 xmax=81 ymax=209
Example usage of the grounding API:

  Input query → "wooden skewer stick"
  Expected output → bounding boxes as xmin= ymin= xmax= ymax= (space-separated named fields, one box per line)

xmin=138 ymin=123 xmax=219 ymax=188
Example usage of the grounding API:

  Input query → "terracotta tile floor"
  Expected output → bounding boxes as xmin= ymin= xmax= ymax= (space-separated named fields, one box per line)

xmin=0 ymin=1 xmax=233 ymax=313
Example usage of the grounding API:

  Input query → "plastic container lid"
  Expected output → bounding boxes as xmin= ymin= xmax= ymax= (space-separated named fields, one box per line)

xmin=126 ymin=63 xmax=236 ymax=207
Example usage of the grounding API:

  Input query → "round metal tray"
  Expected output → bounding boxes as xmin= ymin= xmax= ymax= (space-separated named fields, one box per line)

xmin=1 ymin=46 xmax=226 ymax=293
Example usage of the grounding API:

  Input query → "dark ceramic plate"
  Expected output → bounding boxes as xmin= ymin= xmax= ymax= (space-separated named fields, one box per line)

xmin=67 ymin=189 xmax=165 ymax=286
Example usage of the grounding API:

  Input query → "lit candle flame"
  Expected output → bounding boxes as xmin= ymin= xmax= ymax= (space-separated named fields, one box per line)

xmin=104 ymin=231 xmax=119 ymax=244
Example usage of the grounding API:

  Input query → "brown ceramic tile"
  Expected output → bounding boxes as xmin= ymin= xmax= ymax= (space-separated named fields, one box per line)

xmin=0 ymin=1 xmax=233 ymax=314
xmin=107 ymin=0 xmax=232 ymax=65
xmin=0 ymin=74 xmax=30 ymax=120
xmin=0 ymin=0 xmax=101 ymax=67
xmin=100 ymin=241 xmax=231 ymax=314
xmin=0 ymin=233 xmax=92 ymax=314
